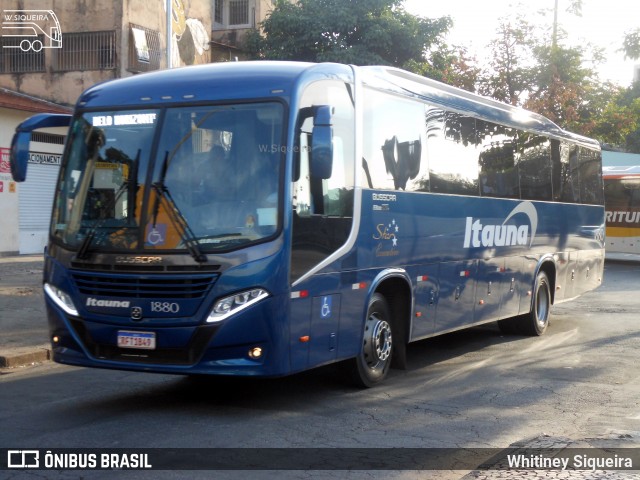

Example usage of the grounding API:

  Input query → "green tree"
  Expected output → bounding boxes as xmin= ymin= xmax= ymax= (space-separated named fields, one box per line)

xmin=522 ymin=42 xmax=600 ymax=133
xmin=479 ymin=3 xmax=617 ymax=140
xmin=478 ymin=16 xmax=535 ymax=105
xmin=245 ymin=0 xmax=462 ymax=81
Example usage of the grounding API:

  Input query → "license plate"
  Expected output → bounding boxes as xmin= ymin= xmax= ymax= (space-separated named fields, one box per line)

xmin=117 ymin=331 xmax=156 ymax=350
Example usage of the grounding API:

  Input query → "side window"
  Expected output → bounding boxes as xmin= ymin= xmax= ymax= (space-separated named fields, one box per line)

xmin=606 ymin=177 xmax=640 ymax=212
xmin=477 ymin=121 xmax=518 ymax=198
xmin=291 ymin=80 xmax=355 ymax=283
xmin=293 ymin=83 xmax=355 ymax=217
xmin=517 ymin=134 xmax=552 ymax=201
xmin=556 ymin=142 xmax=581 ymax=203
xmin=362 ymin=88 xmax=426 ymax=191
xmin=427 ymin=109 xmax=479 ymax=196
xmin=578 ymin=147 xmax=603 ymax=205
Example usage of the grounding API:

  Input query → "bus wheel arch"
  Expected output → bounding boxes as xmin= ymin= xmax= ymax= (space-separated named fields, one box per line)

xmin=376 ymin=277 xmax=411 ymax=370
xmin=537 ymin=260 xmax=556 ymax=306
xmin=349 ymin=274 xmax=411 ymax=388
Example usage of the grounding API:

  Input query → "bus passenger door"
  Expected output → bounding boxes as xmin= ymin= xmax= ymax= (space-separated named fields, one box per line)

xmin=288 ymin=289 xmax=341 ymax=371
xmin=309 ymin=294 xmax=341 ymax=366
xmin=435 ymin=260 xmax=478 ymax=332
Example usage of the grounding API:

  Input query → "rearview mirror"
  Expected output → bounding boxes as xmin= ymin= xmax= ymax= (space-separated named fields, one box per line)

xmin=10 ymin=113 xmax=71 ymax=182
xmin=310 ymin=105 xmax=334 ymax=180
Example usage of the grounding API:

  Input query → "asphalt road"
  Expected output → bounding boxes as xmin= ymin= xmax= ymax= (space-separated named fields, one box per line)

xmin=1 ymin=260 xmax=639 ymax=479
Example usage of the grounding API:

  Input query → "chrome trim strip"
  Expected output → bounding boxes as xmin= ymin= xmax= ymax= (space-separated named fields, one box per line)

xmin=292 ymin=65 xmax=363 ymax=287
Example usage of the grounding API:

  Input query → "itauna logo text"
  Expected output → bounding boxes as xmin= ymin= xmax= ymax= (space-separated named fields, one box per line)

xmin=463 ymin=201 xmax=538 ymax=249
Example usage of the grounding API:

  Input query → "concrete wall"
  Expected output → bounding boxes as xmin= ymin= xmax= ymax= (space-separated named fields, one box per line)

xmin=123 ymin=0 xmax=211 ymax=71
xmin=0 ymin=0 xmax=123 ymax=106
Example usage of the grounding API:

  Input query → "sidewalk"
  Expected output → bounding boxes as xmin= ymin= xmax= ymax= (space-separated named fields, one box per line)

xmin=0 ymin=254 xmax=50 ymax=369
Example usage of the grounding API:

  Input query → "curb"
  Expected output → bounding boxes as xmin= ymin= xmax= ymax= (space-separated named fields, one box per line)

xmin=0 ymin=345 xmax=51 ymax=369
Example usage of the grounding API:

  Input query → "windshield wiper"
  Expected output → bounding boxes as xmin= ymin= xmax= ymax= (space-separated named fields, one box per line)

xmin=151 ymin=151 xmax=207 ymax=264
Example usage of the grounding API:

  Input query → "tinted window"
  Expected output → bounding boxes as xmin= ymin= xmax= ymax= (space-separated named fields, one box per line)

xmin=555 ymin=143 xmax=581 ymax=203
xmin=477 ymin=121 xmax=519 ymax=198
xmin=517 ymin=134 xmax=552 ymax=201
xmin=427 ymin=109 xmax=479 ymax=196
xmin=578 ymin=147 xmax=603 ymax=205
xmin=362 ymin=88 xmax=426 ymax=191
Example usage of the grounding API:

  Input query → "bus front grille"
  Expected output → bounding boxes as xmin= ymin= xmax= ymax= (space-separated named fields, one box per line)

xmin=70 ymin=271 xmax=217 ymax=299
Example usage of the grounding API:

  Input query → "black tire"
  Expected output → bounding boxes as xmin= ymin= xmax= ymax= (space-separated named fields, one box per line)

xmin=349 ymin=293 xmax=393 ymax=388
xmin=499 ymin=271 xmax=551 ymax=336
xmin=522 ymin=270 xmax=552 ymax=336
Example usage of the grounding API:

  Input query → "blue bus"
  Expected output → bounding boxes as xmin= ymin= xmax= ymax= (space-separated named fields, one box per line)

xmin=10 ymin=62 xmax=605 ymax=387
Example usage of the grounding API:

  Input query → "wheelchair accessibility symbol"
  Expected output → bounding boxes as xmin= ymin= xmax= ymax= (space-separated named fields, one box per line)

xmin=321 ymin=296 xmax=332 ymax=319
xmin=145 ymin=223 xmax=167 ymax=246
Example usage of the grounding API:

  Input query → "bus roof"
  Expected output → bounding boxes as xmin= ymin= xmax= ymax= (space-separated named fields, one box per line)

xmin=76 ymin=61 xmax=600 ymax=150
xmin=77 ymin=61 xmax=316 ymax=109
xmin=360 ymin=66 xmax=600 ymax=150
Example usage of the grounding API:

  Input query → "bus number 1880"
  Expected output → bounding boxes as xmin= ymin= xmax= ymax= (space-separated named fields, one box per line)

xmin=150 ymin=302 xmax=180 ymax=313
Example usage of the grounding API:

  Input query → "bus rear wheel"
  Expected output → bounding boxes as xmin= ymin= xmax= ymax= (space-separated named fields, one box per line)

xmin=498 ymin=271 xmax=551 ymax=336
xmin=349 ymin=293 xmax=393 ymax=388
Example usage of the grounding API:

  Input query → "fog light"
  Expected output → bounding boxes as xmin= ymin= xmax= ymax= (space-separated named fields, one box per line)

xmin=248 ymin=347 xmax=263 ymax=359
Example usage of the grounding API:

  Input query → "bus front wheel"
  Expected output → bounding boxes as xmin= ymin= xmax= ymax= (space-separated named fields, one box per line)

xmin=349 ymin=293 xmax=393 ymax=388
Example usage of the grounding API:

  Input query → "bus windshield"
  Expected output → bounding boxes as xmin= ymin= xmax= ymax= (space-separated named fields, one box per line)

xmin=52 ymin=102 xmax=284 ymax=254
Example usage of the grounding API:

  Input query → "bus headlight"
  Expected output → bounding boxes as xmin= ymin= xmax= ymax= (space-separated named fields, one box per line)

xmin=207 ymin=288 xmax=270 ymax=323
xmin=44 ymin=283 xmax=79 ymax=316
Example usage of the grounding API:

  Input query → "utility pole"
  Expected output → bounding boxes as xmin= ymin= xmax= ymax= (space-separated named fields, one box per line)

xmin=552 ymin=0 xmax=558 ymax=49
xmin=166 ymin=0 xmax=173 ymax=69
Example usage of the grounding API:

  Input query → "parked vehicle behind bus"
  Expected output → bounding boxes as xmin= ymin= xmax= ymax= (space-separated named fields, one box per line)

xmin=10 ymin=62 xmax=605 ymax=387
xmin=603 ymin=165 xmax=640 ymax=256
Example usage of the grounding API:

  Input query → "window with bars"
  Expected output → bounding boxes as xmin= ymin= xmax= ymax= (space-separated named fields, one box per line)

xmin=229 ymin=0 xmax=249 ymax=25
xmin=0 ymin=35 xmax=46 ymax=73
xmin=127 ymin=24 xmax=162 ymax=72
xmin=53 ymin=31 xmax=116 ymax=71
xmin=214 ymin=0 xmax=223 ymax=24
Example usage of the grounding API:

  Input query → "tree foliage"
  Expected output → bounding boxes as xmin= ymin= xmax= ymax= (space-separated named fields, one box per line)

xmin=244 ymin=0 xmax=474 ymax=85
xmin=622 ymin=29 xmax=640 ymax=61
xmin=478 ymin=3 xmax=640 ymax=152
xmin=478 ymin=16 xmax=535 ymax=105
xmin=246 ymin=0 xmax=640 ymax=152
